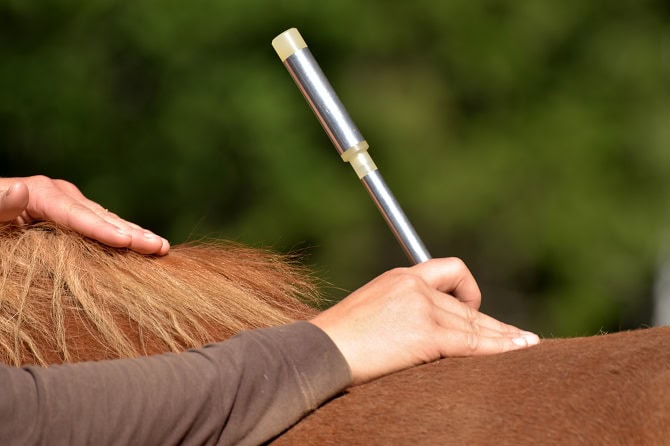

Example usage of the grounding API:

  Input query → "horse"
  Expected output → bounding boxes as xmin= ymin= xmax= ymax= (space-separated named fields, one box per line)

xmin=1 ymin=223 xmax=668 ymax=445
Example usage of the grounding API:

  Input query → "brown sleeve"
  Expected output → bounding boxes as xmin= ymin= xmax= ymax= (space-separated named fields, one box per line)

xmin=0 ymin=321 xmax=352 ymax=445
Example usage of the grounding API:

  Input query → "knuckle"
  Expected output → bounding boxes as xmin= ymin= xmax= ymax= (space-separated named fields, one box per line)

xmin=446 ymin=257 xmax=467 ymax=273
xmin=64 ymin=201 xmax=87 ymax=219
xmin=384 ymin=266 xmax=411 ymax=279
xmin=466 ymin=332 xmax=480 ymax=353
xmin=401 ymin=273 xmax=426 ymax=291
xmin=469 ymin=319 xmax=480 ymax=336
xmin=53 ymin=178 xmax=79 ymax=193
xmin=464 ymin=305 xmax=478 ymax=323
xmin=413 ymin=296 xmax=435 ymax=318
xmin=384 ymin=268 xmax=427 ymax=293
xmin=397 ymin=270 xmax=426 ymax=289
xmin=29 ymin=174 xmax=50 ymax=185
xmin=473 ymin=291 xmax=483 ymax=306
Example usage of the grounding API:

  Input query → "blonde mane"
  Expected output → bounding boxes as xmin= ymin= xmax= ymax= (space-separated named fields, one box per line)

xmin=0 ymin=222 xmax=318 ymax=366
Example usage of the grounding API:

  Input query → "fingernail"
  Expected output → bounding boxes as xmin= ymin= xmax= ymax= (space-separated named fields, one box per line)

xmin=524 ymin=333 xmax=540 ymax=345
xmin=143 ymin=231 xmax=159 ymax=239
xmin=160 ymin=238 xmax=171 ymax=254
xmin=512 ymin=337 xmax=528 ymax=347
xmin=512 ymin=333 xmax=540 ymax=347
xmin=116 ymin=228 xmax=131 ymax=237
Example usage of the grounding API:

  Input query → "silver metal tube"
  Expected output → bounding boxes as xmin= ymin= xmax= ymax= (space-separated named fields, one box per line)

xmin=284 ymin=47 xmax=363 ymax=155
xmin=272 ymin=28 xmax=431 ymax=264
xmin=362 ymin=171 xmax=431 ymax=264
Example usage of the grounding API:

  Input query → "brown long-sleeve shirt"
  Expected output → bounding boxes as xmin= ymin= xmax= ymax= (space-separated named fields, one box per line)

xmin=0 ymin=321 xmax=351 ymax=445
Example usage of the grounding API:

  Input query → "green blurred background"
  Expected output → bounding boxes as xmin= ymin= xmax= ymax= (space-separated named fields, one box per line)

xmin=2 ymin=0 xmax=669 ymax=337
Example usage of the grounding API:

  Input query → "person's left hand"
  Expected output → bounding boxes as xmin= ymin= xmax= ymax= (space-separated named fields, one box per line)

xmin=0 ymin=176 xmax=169 ymax=255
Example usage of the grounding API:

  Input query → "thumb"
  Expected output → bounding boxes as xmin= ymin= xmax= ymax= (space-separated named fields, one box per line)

xmin=412 ymin=258 xmax=482 ymax=309
xmin=0 ymin=182 xmax=30 ymax=222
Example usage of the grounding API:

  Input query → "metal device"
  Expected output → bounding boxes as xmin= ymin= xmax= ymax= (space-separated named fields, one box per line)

xmin=272 ymin=28 xmax=431 ymax=264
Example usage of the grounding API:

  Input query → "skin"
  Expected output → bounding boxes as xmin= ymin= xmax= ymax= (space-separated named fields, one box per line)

xmin=0 ymin=176 xmax=169 ymax=255
xmin=1 ymin=175 xmax=539 ymax=387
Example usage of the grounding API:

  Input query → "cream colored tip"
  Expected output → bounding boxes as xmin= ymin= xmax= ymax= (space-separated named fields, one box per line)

xmin=272 ymin=28 xmax=307 ymax=61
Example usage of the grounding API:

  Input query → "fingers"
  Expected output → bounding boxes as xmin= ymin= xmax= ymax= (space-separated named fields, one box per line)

xmin=11 ymin=176 xmax=170 ymax=256
xmin=59 ymin=201 xmax=169 ymax=255
xmin=0 ymin=182 xmax=30 ymax=222
xmin=429 ymin=290 xmax=525 ymax=336
xmin=437 ymin=329 xmax=540 ymax=357
xmin=412 ymin=258 xmax=482 ymax=309
xmin=412 ymin=259 xmax=540 ymax=353
xmin=52 ymin=180 xmax=171 ymax=255
xmin=432 ymin=304 xmax=540 ymax=354
xmin=432 ymin=305 xmax=521 ymax=339
xmin=430 ymin=295 xmax=540 ymax=356
xmin=82 ymin=206 xmax=170 ymax=256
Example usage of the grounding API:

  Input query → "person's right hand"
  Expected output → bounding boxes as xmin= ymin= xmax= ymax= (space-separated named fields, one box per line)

xmin=310 ymin=258 xmax=539 ymax=385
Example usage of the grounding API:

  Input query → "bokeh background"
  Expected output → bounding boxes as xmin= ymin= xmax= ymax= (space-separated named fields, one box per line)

xmin=2 ymin=0 xmax=669 ymax=337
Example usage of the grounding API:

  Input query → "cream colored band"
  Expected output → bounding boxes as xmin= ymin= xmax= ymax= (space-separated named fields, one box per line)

xmin=272 ymin=28 xmax=307 ymax=61
xmin=341 ymin=141 xmax=377 ymax=179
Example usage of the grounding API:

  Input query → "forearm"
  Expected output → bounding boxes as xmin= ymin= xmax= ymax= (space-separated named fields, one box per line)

xmin=0 ymin=321 xmax=351 ymax=445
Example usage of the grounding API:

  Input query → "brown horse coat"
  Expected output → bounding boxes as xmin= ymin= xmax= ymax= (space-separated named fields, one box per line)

xmin=274 ymin=326 xmax=670 ymax=445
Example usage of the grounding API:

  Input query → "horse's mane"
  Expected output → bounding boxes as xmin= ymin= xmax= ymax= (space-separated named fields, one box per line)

xmin=0 ymin=222 xmax=318 ymax=366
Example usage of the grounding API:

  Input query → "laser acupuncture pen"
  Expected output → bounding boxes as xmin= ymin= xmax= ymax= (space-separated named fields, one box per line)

xmin=272 ymin=28 xmax=431 ymax=265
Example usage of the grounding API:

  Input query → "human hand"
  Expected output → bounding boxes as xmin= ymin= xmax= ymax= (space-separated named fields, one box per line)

xmin=0 ymin=176 xmax=169 ymax=255
xmin=310 ymin=258 xmax=539 ymax=385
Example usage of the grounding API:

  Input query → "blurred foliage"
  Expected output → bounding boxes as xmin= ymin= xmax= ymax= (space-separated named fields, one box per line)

xmin=1 ymin=0 xmax=669 ymax=336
